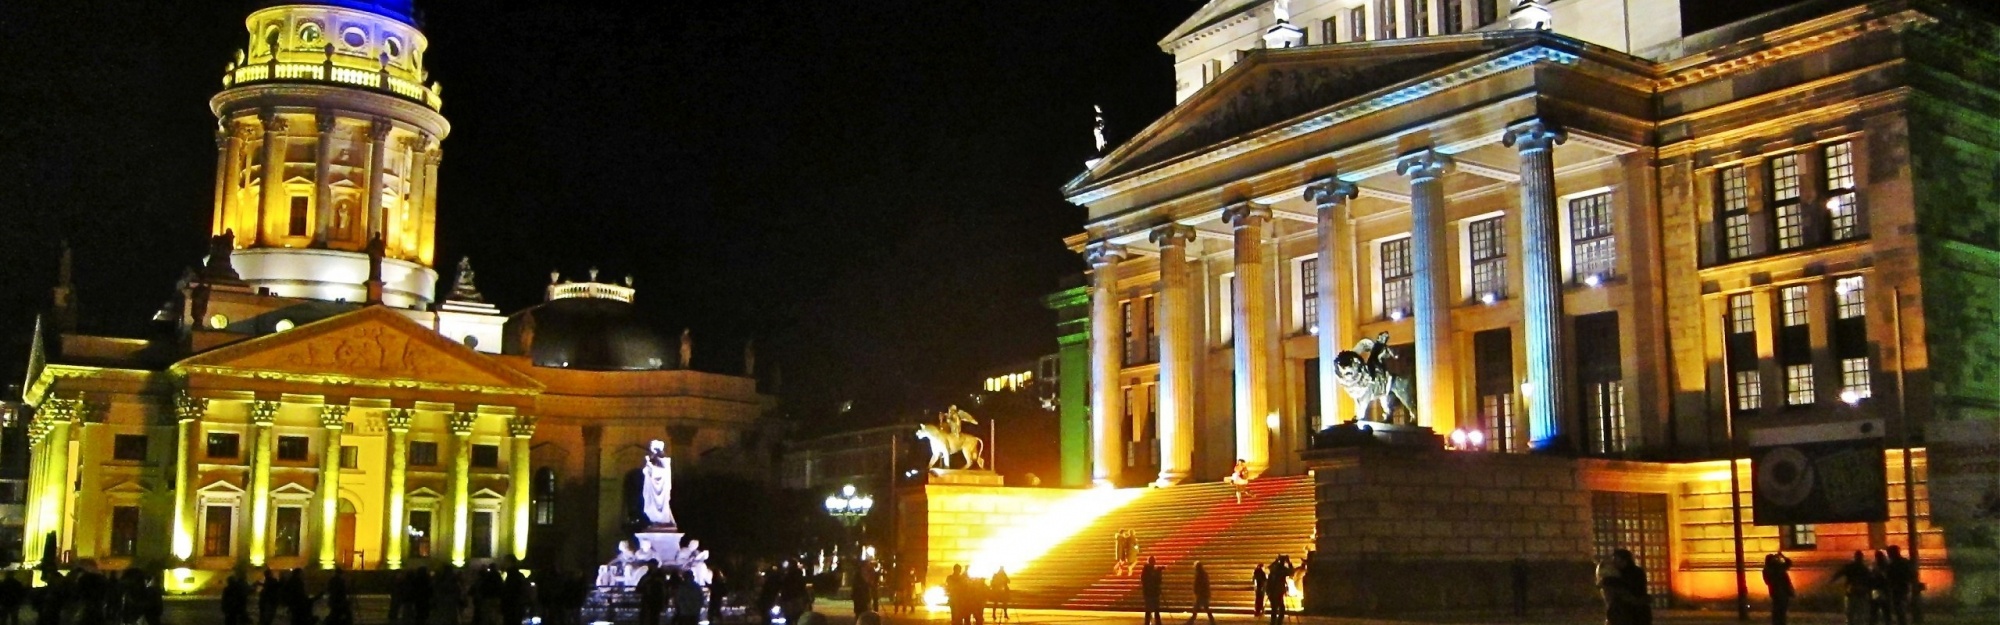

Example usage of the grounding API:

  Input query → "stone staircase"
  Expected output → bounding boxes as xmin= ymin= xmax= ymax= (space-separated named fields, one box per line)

xmin=1004 ymin=476 xmax=1315 ymax=612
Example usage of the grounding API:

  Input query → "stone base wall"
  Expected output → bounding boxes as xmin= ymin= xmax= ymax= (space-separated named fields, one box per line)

xmin=1305 ymin=446 xmax=1600 ymax=615
xmin=897 ymin=483 xmax=1097 ymax=586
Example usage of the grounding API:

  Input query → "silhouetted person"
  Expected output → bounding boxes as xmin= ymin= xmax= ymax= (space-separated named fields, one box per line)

xmin=1185 ymin=562 xmax=1213 ymax=625
xmin=945 ymin=565 xmax=967 ymax=625
xmin=223 ymin=571 xmax=253 ymax=625
xmin=1140 ymin=558 xmax=1163 ymax=625
xmin=988 ymin=567 xmax=1011 ymax=623
xmin=639 ymin=563 xmax=668 ymax=625
xmin=1763 ymin=553 xmax=1794 ymax=625
xmin=1832 ymin=551 xmax=1872 ymax=625
xmin=325 ymin=568 xmax=352 ymax=625
xmin=405 ymin=567 xmax=434 ymax=625
xmin=473 ymin=565 xmax=503 ymax=625
xmin=433 ymin=565 xmax=463 ymax=625
xmin=284 ymin=569 xmax=314 ymax=625
xmin=139 ymin=569 xmax=165 ymax=625
xmin=708 ymin=570 xmax=729 ymax=625
xmin=1265 ymin=556 xmax=1292 ymax=625
xmin=1885 ymin=545 xmax=1914 ymax=625
xmin=1612 ymin=549 xmax=1651 ymax=625
xmin=1511 ymin=558 xmax=1529 ymax=617
xmin=0 ymin=573 xmax=24 ymax=625
xmin=503 ymin=567 xmax=532 ymax=625
xmin=674 ymin=571 xmax=705 ymax=625
xmin=1250 ymin=565 xmax=1266 ymax=618
xmin=851 ymin=561 xmax=873 ymax=617
xmin=257 ymin=570 xmax=282 ymax=625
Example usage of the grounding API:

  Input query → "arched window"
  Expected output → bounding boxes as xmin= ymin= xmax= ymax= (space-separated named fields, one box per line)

xmin=532 ymin=468 xmax=557 ymax=526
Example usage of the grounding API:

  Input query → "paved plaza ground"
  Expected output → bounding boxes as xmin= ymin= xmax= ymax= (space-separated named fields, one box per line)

xmin=62 ymin=596 xmax=1991 ymax=625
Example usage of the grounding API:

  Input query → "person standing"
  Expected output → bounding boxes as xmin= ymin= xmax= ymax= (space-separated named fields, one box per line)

xmin=257 ymin=570 xmax=282 ymax=625
xmin=1871 ymin=551 xmax=1892 ymax=625
xmin=1763 ymin=553 xmax=1794 ymax=625
xmin=1264 ymin=557 xmax=1291 ymax=625
xmin=1185 ymin=562 xmax=1213 ymax=625
xmin=707 ymin=570 xmax=729 ymax=625
xmin=1885 ymin=546 xmax=1914 ymax=625
xmin=1250 ymin=565 xmax=1266 ymax=618
xmin=1613 ymin=549 xmax=1651 ymax=625
xmin=221 ymin=572 xmax=252 ymax=625
xmin=851 ymin=561 xmax=874 ymax=617
xmin=1831 ymin=551 xmax=1872 ymax=625
xmin=1140 ymin=558 xmax=1163 ymax=625
xmin=988 ymin=567 xmax=1011 ymax=623
xmin=325 ymin=567 xmax=352 ymax=625
xmin=945 ymin=565 xmax=967 ymax=625
xmin=639 ymin=564 xmax=668 ymax=625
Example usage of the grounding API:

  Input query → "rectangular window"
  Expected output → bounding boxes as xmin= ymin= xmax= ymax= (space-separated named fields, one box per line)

xmin=471 ymin=511 xmax=496 ymax=559
xmin=1350 ymin=7 xmax=1368 ymax=40
xmin=1476 ymin=0 xmax=1501 ymax=26
xmin=1442 ymin=0 xmax=1464 ymax=33
xmin=110 ymin=506 xmax=140 ymax=557
xmin=206 ymin=432 xmax=241 ymax=459
xmin=1729 ymin=293 xmax=1756 ymax=335
xmin=1842 ymin=357 xmax=1872 ymax=400
xmin=1782 ymin=524 xmax=1818 ymax=550
xmin=1780 ymin=285 xmax=1810 ymax=327
xmin=113 ymin=434 xmax=148 ymax=461
xmin=1785 ymin=364 xmax=1815 ymax=406
xmin=409 ymin=441 xmax=439 ymax=467
xmin=1825 ymin=142 xmax=1859 ymax=241
xmin=1578 ymin=313 xmax=1625 ymax=454
xmin=1836 ymin=276 xmax=1866 ymax=319
xmin=274 ymin=506 xmax=303 ymax=557
xmin=339 ymin=445 xmax=359 ymax=469
xmin=471 ymin=444 xmax=501 ymax=469
xmin=1144 ymin=295 xmax=1158 ymax=362
xmin=1474 ymin=328 xmax=1516 ymax=453
xmin=1304 ymin=358 xmax=1323 ymax=429
xmin=1377 ymin=0 xmax=1398 ymax=38
xmin=1733 ymin=370 xmax=1763 ymax=412
xmin=1380 ymin=238 xmax=1413 ymax=318
xmin=1321 ymin=17 xmax=1338 ymax=43
xmin=276 ymin=435 xmax=309 ymax=461
xmin=288 ymin=196 xmax=310 ymax=237
xmin=203 ymin=505 xmax=233 ymax=557
xmin=1571 ymin=192 xmax=1616 ymax=281
xmin=407 ymin=509 xmax=433 ymax=558
xmin=1470 ymin=216 xmax=1506 ymax=299
xmin=1300 ymin=258 xmax=1320 ymax=333
xmin=1218 ymin=272 xmax=1235 ymax=343
xmin=1406 ymin=0 xmax=1430 ymax=36
xmin=1772 ymin=154 xmax=1805 ymax=250
xmin=1720 ymin=166 xmax=1753 ymax=260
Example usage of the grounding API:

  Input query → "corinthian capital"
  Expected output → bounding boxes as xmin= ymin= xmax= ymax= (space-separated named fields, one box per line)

xmin=369 ymin=118 xmax=394 ymax=141
xmin=1396 ymin=148 xmax=1453 ymax=181
xmin=175 ymin=392 xmax=209 ymax=423
xmin=320 ymin=405 xmax=350 ymax=429
xmin=1502 ymin=118 xmax=1568 ymax=153
xmin=384 ymin=408 xmax=414 ymax=432
xmin=316 ymin=110 xmax=338 ymax=134
xmin=1304 ymin=175 xmax=1359 ymax=208
xmin=448 ymin=411 xmax=478 ymax=435
xmin=250 ymin=400 xmax=280 ymax=425
xmin=509 ymin=414 xmax=539 ymax=438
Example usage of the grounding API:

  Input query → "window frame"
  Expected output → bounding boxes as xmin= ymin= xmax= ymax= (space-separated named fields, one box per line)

xmin=409 ymin=440 xmax=440 ymax=467
xmin=206 ymin=432 xmax=242 ymax=460
xmin=1719 ymin=166 xmax=1753 ymax=260
xmin=273 ymin=505 xmax=305 ymax=558
xmin=1824 ymin=141 xmax=1859 ymax=241
xmin=1350 ymin=6 xmax=1368 ymax=40
xmin=1379 ymin=237 xmax=1413 ymax=319
xmin=202 ymin=504 xmax=236 ymax=558
xmin=112 ymin=434 xmax=148 ymax=462
xmin=1569 ymin=192 xmax=1616 ymax=282
xmin=1785 ymin=363 xmax=1816 ymax=407
xmin=1468 ymin=215 xmax=1507 ymax=300
xmin=1299 ymin=256 xmax=1320 ymax=334
xmin=1770 ymin=154 xmax=1805 ymax=250
xmin=109 ymin=505 xmax=141 ymax=557
xmin=276 ymin=435 xmax=310 ymax=462
xmin=470 ymin=443 xmax=501 ymax=469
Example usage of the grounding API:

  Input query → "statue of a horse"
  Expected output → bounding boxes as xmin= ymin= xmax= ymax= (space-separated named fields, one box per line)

xmin=916 ymin=423 xmax=986 ymax=470
xmin=1332 ymin=348 xmax=1418 ymax=425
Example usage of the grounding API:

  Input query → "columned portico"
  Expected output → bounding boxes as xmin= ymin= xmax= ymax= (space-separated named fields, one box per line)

xmin=448 ymin=411 xmax=476 ymax=567
xmin=382 ymin=408 xmax=412 ymax=569
xmin=316 ymin=405 xmax=349 ymax=568
xmin=1224 ymin=202 xmax=1273 ymax=477
xmin=1306 ymin=175 xmax=1359 ymax=427
xmin=1398 ymin=149 xmax=1455 ymax=430
xmin=1148 ymin=225 xmax=1197 ymax=486
xmin=1085 ymin=243 xmax=1126 ymax=487
xmin=246 ymin=399 xmax=279 ymax=567
xmin=1504 ymin=119 xmax=1571 ymax=450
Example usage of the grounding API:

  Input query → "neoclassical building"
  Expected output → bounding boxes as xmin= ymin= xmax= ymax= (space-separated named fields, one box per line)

xmin=18 ymin=0 xmax=776 ymax=589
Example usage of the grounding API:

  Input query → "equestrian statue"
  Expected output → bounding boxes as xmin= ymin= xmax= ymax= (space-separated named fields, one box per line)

xmin=916 ymin=405 xmax=987 ymax=470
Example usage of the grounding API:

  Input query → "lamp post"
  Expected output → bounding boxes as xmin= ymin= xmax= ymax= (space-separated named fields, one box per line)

xmin=823 ymin=484 xmax=874 ymax=570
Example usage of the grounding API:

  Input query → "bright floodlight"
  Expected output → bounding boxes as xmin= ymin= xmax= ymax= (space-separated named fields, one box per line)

xmin=1584 ymin=274 xmax=1602 ymax=288
xmin=1450 ymin=428 xmax=1468 ymax=448
xmin=1840 ymin=389 xmax=1861 ymax=405
xmin=1468 ymin=429 xmax=1486 ymax=447
xmin=842 ymin=484 xmax=857 ymax=497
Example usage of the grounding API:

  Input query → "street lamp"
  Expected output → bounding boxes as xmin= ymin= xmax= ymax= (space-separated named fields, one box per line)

xmin=823 ymin=484 xmax=874 ymax=525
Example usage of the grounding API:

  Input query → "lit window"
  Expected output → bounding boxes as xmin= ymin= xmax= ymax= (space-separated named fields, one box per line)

xmin=1826 ymin=141 xmax=1859 ymax=241
xmin=1771 ymin=154 xmax=1802 ymax=201
xmin=1470 ymin=216 xmax=1506 ymax=300
xmin=1480 ymin=393 xmax=1515 ymax=453
xmin=1780 ymin=286 xmax=1810 ymax=327
xmin=1350 ymin=7 xmax=1367 ymax=40
xmin=1300 ymin=258 xmax=1320 ymax=333
xmin=1785 ymin=364 xmax=1815 ymax=406
xmin=1836 ymin=276 xmax=1866 ymax=319
xmin=533 ymin=468 xmax=558 ymax=526
xmin=1376 ymin=0 xmax=1398 ymax=38
xmin=1218 ymin=273 xmax=1235 ymax=343
xmin=1144 ymin=295 xmax=1158 ymax=362
xmin=1720 ymin=166 xmax=1752 ymax=260
xmin=407 ymin=509 xmax=433 ymax=558
xmin=1842 ymin=357 xmax=1872 ymax=400
xmin=1729 ymin=293 xmax=1756 ymax=335
xmin=1782 ymin=524 xmax=1818 ymax=550
xmin=1776 ymin=204 xmax=1805 ymax=251
xmin=274 ymin=506 xmax=304 ymax=557
xmin=1380 ymin=238 xmax=1412 ymax=318
xmin=1772 ymin=155 xmax=1805 ymax=250
xmin=1734 ymin=370 xmax=1762 ymax=411
xmin=1584 ymin=380 xmax=1627 ymax=454
xmin=1121 ymin=301 xmax=1135 ymax=366
xmin=1570 ymin=193 xmax=1616 ymax=281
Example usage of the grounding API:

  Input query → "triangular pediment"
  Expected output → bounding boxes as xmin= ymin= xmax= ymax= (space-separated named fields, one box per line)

xmin=175 ymin=306 xmax=543 ymax=392
xmin=1077 ymin=33 xmax=1548 ymax=188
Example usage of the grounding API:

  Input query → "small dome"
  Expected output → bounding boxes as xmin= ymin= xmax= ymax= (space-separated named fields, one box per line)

xmin=508 ymin=298 xmax=670 ymax=371
xmin=266 ymin=1 xmax=418 ymax=24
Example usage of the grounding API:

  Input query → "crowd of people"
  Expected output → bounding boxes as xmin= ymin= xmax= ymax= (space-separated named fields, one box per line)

xmin=1822 ymin=546 xmax=1919 ymax=625
xmin=0 ymin=566 xmax=165 ymax=625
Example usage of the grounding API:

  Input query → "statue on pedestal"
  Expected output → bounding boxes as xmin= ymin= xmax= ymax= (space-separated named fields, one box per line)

xmin=641 ymin=439 xmax=676 ymax=529
xmin=1332 ymin=332 xmax=1417 ymax=425
xmin=916 ymin=405 xmax=986 ymax=470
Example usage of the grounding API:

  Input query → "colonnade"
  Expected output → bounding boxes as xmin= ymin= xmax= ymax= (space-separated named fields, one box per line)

xmin=1085 ymin=119 xmax=1577 ymax=485
xmin=212 ymin=108 xmax=439 ymax=261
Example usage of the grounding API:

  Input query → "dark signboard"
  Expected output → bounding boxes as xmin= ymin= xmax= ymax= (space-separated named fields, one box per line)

xmin=1750 ymin=420 xmax=1888 ymax=526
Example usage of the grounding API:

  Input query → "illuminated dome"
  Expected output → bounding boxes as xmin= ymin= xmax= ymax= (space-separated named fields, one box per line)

xmin=503 ymin=272 xmax=671 ymax=371
xmin=263 ymin=0 xmax=418 ymax=24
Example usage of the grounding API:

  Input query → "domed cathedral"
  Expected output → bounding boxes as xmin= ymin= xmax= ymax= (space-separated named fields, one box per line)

xmin=16 ymin=0 xmax=778 ymax=589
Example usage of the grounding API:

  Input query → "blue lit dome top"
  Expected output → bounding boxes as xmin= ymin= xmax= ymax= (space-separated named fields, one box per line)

xmin=264 ymin=0 xmax=417 ymax=24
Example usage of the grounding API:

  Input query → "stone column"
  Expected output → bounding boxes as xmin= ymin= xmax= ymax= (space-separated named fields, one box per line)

xmin=381 ymin=409 xmax=412 ymax=569
xmin=1504 ymin=119 xmax=1571 ymax=449
xmin=247 ymin=400 xmax=278 ymax=567
xmin=366 ymin=118 xmax=393 ymax=240
xmin=256 ymin=112 xmax=290 ymax=247
xmin=316 ymin=405 xmax=349 ymax=568
xmin=1398 ymin=149 xmax=1457 ymax=430
xmin=1148 ymin=225 xmax=1198 ymax=486
xmin=172 ymin=394 xmax=208 ymax=561
xmin=1307 ymin=175 xmax=1360 ymax=427
xmin=21 ymin=422 xmax=42 ymax=568
xmin=419 ymin=145 xmax=442 ymax=267
xmin=1225 ymin=203 xmax=1274 ymax=476
xmin=313 ymin=111 xmax=337 ymax=247
xmin=212 ymin=126 xmax=235 ymax=236
xmin=1085 ymin=243 xmax=1127 ymax=487
xmin=448 ymin=411 xmax=477 ymax=567
xmin=41 ymin=403 xmax=76 ymax=563
xmin=508 ymin=415 xmax=537 ymax=562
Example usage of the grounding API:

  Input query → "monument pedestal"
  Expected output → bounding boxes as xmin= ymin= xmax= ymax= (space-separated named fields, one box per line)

xmin=927 ymin=468 xmax=1003 ymax=486
xmin=1311 ymin=420 xmax=1442 ymax=449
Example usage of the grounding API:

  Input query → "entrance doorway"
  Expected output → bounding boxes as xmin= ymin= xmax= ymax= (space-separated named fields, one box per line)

xmin=336 ymin=499 xmax=357 ymax=568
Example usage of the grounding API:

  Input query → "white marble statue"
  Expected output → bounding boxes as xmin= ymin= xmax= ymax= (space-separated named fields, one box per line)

xmin=1092 ymin=106 xmax=1107 ymax=153
xmin=643 ymin=439 xmax=677 ymax=528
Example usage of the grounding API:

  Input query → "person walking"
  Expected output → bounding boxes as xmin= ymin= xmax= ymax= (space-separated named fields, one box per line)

xmin=1140 ymin=558 xmax=1164 ymax=625
xmin=1763 ymin=553 xmax=1795 ymax=625
xmin=707 ymin=569 xmax=729 ymax=625
xmin=1225 ymin=460 xmax=1252 ymax=504
xmin=1265 ymin=556 xmax=1292 ymax=625
xmin=1185 ymin=562 xmax=1213 ymax=625
xmin=1250 ymin=565 xmax=1266 ymax=618
xmin=988 ymin=567 xmax=1011 ymax=623
xmin=1885 ymin=545 xmax=1914 ymax=625
xmin=1832 ymin=551 xmax=1873 ymax=625
xmin=1870 ymin=551 xmax=1893 ymax=625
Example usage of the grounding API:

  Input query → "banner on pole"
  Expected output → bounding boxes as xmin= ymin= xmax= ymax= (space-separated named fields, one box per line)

xmin=1748 ymin=419 xmax=1888 ymax=526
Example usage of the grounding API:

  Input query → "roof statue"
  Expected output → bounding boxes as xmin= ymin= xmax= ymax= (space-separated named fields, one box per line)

xmin=448 ymin=256 xmax=486 ymax=303
xmin=201 ymin=230 xmax=243 ymax=282
xmin=1274 ymin=0 xmax=1291 ymax=23
xmin=1092 ymin=105 xmax=1108 ymax=153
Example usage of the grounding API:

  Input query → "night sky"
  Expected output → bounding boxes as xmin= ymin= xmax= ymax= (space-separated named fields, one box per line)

xmin=0 ymin=0 xmax=1867 ymax=428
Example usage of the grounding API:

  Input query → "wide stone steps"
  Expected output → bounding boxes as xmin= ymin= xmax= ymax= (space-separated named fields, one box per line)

xmin=1003 ymin=476 xmax=1315 ymax=612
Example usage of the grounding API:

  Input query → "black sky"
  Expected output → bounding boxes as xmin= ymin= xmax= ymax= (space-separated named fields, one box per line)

xmin=0 ymin=0 xmax=1883 ymax=426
